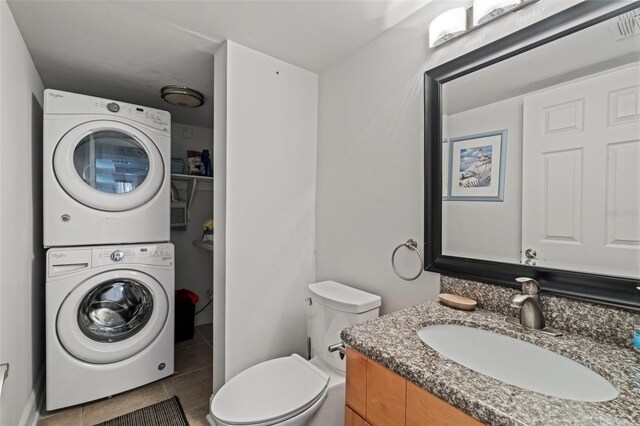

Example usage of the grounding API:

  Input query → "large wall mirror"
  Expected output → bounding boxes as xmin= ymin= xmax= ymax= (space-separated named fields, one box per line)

xmin=425 ymin=1 xmax=640 ymax=310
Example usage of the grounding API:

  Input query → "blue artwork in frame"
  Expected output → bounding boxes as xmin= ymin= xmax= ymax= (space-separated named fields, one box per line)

xmin=447 ymin=130 xmax=507 ymax=201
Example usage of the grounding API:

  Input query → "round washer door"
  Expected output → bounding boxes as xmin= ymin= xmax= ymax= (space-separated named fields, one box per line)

xmin=53 ymin=120 xmax=164 ymax=212
xmin=57 ymin=270 xmax=169 ymax=364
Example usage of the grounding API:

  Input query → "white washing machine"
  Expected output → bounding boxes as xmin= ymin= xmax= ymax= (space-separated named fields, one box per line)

xmin=46 ymin=243 xmax=175 ymax=410
xmin=43 ymin=89 xmax=171 ymax=247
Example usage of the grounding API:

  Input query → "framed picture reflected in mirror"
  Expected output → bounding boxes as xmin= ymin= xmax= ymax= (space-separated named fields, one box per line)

xmin=447 ymin=130 xmax=507 ymax=201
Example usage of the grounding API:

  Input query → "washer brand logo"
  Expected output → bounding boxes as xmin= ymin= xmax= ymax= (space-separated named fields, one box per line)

xmin=61 ymin=214 xmax=71 ymax=222
xmin=50 ymin=253 xmax=67 ymax=259
xmin=48 ymin=92 xmax=63 ymax=98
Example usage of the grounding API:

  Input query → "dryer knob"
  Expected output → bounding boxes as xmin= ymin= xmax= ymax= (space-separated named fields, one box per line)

xmin=107 ymin=102 xmax=120 ymax=113
xmin=110 ymin=251 xmax=124 ymax=262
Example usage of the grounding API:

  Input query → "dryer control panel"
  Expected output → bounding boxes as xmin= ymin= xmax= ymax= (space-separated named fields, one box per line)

xmin=44 ymin=89 xmax=171 ymax=133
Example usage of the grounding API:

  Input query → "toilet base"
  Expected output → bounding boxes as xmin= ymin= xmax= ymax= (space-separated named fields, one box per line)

xmin=306 ymin=357 xmax=346 ymax=426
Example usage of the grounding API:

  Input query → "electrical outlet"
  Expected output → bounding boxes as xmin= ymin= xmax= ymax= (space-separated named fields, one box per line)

xmin=207 ymin=289 xmax=213 ymax=300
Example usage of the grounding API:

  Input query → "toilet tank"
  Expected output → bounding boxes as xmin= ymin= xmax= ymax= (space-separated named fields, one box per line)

xmin=307 ymin=281 xmax=381 ymax=373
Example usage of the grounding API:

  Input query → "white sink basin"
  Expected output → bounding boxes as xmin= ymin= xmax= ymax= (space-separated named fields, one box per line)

xmin=417 ymin=324 xmax=618 ymax=402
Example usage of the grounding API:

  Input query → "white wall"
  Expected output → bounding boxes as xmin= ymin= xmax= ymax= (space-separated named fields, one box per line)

xmin=171 ymin=122 xmax=213 ymax=324
xmin=0 ymin=2 xmax=45 ymax=424
xmin=314 ymin=0 xmax=627 ymax=314
xmin=214 ymin=41 xmax=318 ymax=388
xmin=212 ymin=42 xmax=228 ymax=395
xmin=443 ymin=96 xmax=523 ymax=264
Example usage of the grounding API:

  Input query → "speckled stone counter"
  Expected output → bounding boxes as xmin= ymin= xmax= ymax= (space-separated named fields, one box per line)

xmin=341 ymin=301 xmax=640 ymax=425
xmin=441 ymin=276 xmax=637 ymax=349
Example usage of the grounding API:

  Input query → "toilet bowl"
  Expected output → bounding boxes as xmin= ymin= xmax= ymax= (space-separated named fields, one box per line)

xmin=209 ymin=281 xmax=381 ymax=426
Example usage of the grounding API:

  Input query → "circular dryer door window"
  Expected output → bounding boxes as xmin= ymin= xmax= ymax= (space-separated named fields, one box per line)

xmin=53 ymin=120 xmax=165 ymax=212
xmin=74 ymin=131 xmax=150 ymax=194
xmin=57 ymin=270 xmax=169 ymax=364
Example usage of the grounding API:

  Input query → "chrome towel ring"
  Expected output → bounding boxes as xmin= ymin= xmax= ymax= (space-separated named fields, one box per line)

xmin=392 ymin=239 xmax=424 ymax=281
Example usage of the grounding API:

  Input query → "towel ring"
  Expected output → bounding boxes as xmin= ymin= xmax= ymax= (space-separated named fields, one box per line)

xmin=391 ymin=239 xmax=424 ymax=281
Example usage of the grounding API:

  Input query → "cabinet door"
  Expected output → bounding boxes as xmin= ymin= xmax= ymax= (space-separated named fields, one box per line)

xmin=406 ymin=381 xmax=482 ymax=426
xmin=346 ymin=347 xmax=368 ymax=418
xmin=366 ymin=359 xmax=406 ymax=426
xmin=345 ymin=405 xmax=372 ymax=426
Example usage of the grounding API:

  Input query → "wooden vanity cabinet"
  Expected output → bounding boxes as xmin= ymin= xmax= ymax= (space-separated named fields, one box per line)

xmin=346 ymin=347 xmax=368 ymax=417
xmin=345 ymin=347 xmax=482 ymax=426
xmin=345 ymin=406 xmax=372 ymax=426
xmin=366 ymin=358 xmax=406 ymax=425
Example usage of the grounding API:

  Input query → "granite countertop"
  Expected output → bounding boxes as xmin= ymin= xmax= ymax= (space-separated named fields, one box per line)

xmin=341 ymin=301 xmax=640 ymax=425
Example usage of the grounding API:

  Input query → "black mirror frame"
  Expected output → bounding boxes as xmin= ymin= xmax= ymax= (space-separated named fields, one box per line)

xmin=424 ymin=1 xmax=640 ymax=311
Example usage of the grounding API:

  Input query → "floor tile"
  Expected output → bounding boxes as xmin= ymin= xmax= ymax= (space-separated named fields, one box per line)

xmin=163 ymin=366 xmax=213 ymax=411
xmin=196 ymin=323 xmax=213 ymax=343
xmin=174 ymin=342 xmax=212 ymax=376
xmin=37 ymin=406 xmax=82 ymax=426
xmin=175 ymin=329 xmax=205 ymax=350
xmin=185 ymin=403 xmax=210 ymax=426
xmin=38 ymin=404 xmax=82 ymax=420
xmin=81 ymin=382 xmax=168 ymax=425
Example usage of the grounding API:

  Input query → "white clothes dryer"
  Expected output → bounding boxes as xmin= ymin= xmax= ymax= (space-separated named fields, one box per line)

xmin=45 ymin=243 xmax=175 ymax=410
xmin=43 ymin=89 xmax=171 ymax=247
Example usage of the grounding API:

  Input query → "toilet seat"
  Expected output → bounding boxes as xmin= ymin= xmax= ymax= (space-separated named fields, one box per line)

xmin=211 ymin=354 xmax=330 ymax=426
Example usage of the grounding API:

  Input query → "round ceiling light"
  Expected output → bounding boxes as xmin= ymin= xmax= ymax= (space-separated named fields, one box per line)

xmin=160 ymin=85 xmax=205 ymax=108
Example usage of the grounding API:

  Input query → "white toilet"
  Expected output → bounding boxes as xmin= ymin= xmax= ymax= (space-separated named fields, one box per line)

xmin=210 ymin=281 xmax=381 ymax=426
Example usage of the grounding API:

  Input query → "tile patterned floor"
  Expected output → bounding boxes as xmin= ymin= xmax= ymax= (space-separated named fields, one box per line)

xmin=37 ymin=324 xmax=213 ymax=426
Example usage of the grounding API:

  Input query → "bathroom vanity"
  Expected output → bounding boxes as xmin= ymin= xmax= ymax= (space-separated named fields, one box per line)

xmin=341 ymin=279 xmax=639 ymax=425
xmin=345 ymin=348 xmax=480 ymax=426
xmin=398 ymin=4 xmax=640 ymax=421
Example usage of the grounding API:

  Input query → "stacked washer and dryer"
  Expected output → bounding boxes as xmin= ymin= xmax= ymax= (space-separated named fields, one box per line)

xmin=43 ymin=89 xmax=175 ymax=410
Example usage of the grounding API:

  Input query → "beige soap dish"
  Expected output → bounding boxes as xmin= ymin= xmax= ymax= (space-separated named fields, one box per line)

xmin=439 ymin=293 xmax=477 ymax=311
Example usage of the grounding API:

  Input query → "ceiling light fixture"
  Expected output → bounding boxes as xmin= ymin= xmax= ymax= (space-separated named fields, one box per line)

xmin=428 ymin=0 xmax=541 ymax=49
xmin=160 ymin=85 xmax=205 ymax=108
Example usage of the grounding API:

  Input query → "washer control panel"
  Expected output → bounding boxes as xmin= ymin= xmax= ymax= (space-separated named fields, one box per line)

xmin=46 ymin=244 xmax=174 ymax=278
xmin=93 ymin=244 xmax=174 ymax=267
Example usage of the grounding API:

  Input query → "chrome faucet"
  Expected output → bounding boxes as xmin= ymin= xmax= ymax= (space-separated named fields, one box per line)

xmin=510 ymin=277 xmax=545 ymax=329
xmin=506 ymin=277 xmax=562 ymax=336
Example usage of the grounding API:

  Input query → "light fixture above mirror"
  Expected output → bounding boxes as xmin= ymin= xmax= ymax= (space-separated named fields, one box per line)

xmin=473 ymin=0 xmax=522 ymax=25
xmin=428 ymin=0 xmax=541 ymax=48
xmin=429 ymin=7 xmax=467 ymax=48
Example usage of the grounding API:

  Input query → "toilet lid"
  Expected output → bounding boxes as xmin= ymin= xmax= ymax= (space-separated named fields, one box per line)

xmin=211 ymin=354 xmax=329 ymax=426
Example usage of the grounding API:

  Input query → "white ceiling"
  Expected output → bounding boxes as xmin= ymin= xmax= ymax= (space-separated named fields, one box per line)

xmin=444 ymin=9 xmax=640 ymax=115
xmin=8 ymin=0 xmax=431 ymax=128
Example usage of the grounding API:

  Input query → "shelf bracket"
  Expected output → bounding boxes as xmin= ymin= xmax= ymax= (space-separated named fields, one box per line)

xmin=0 ymin=363 xmax=9 ymax=398
xmin=170 ymin=174 xmax=212 ymax=223
xmin=187 ymin=178 xmax=198 ymax=221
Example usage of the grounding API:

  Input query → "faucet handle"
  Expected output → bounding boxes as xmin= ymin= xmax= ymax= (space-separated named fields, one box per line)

xmin=515 ymin=277 xmax=540 ymax=295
